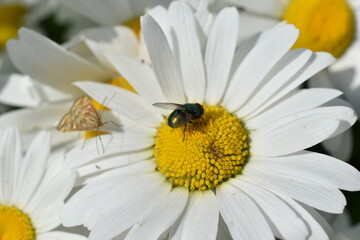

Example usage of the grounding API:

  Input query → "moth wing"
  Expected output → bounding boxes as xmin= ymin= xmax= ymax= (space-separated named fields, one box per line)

xmin=152 ymin=102 xmax=182 ymax=110
xmin=57 ymin=97 xmax=101 ymax=132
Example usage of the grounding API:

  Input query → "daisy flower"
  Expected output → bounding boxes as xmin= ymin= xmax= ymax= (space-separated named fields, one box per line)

xmin=0 ymin=1 xmax=154 ymax=149
xmin=221 ymin=0 xmax=360 ymax=161
xmin=0 ymin=127 xmax=86 ymax=240
xmin=0 ymin=1 xmax=207 ymax=151
xmin=0 ymin=0 xmax=61 ymax=72
xmin=61 ymin=1 xmax=360 ymax=239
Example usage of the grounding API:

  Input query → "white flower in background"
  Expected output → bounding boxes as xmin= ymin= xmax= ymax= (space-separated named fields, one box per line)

xmin=334 ymin=215 xmax=360 ymax=240
xmin=61 ymin=2 xmax=360 ymax=239
xmin=0 ymin=0 xmax=173 ymax=150
xmin=58 ymin=0 xmax=171 ymax=26
xmin=0 ymin=127 xmax=86 ymax=240
xmin=0 ymin=0 xmax=61 ymax=73
xmin=320 ymin=210 xmax=360 ymax=240
xmin=220 ymin=0 xmax=360 ymax=161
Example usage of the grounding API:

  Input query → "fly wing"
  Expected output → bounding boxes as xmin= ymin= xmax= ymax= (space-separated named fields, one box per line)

xmin=57 ymin=97 xmax=101 ymax=132
xmin=152 ymin=102 xmax=182 ymax=110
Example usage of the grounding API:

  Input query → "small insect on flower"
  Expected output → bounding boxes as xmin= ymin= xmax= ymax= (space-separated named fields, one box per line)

xmin=153 ymin=102 xmax=204 ymax=140
xmin=57 ymin=96 xmax=120 ymax=153
xmin=57 ymin=96 xmax=104 ymax=132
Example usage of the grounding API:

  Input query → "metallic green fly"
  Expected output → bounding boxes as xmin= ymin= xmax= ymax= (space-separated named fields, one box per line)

xmin=153 ymin=102 xmax=205 ymax=140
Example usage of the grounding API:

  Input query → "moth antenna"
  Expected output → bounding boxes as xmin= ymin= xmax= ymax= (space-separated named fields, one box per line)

xmin=98 ymin=96 xmax=108 ymax=120
xmin=99 ymin=92 xmax=117 ymax=120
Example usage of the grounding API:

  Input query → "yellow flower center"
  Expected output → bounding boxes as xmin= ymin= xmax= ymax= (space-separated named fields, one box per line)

xmin=0 ymin=205 xmax=35 ymax=240
xmin=0 ymin=4 xmax=27 ymax=50
xmin=84 ymin=76 xmax=136 ymax=140
xmin=282 ymin=0 xmax=355 ymax=58
xmin=123 ymin=17 xmax=141 ymax=38
xmin=154 ymin=105 xmax=249 ymax=191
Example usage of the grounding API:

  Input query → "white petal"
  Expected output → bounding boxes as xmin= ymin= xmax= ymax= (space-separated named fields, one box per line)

xmin=330 ymin=41 xmax=360 ymax=115
xmin=237 ymin=12 xmax=278 ymax=42
xmin=193 ymin=0 xmax=213 ymax=37
xmin=231 ymin=178 xmax=309 ymax=240
xmin=147 ymin=6 xmax=173 ymax=48
xmin=7 ymin=28 xmax=109 ymax=95
xmin=216 ymin=183 xmax=273 ymax=239
xmin=309 ymin=69 xmax=336 ymax=88
xmin=81 ymin=26 xmax=139 ymax=69
xmin=251 ymin=114 xmax=339 ymax=156
xmin=243 ymin=165 xmax=346 ymax=213
xmin=270 ymin=191 xmax=330 ymax=240
xmin=0 ymin=103 xmax=78 ymax=150
xmin=105 ymin=53 xmax=167 ymax=103
xmin=322 ymin=130 xmax=353 ymax=162
xmin=0 ymin=102 xmax=72 ymax=132
xmin=250 ymin=151 xmax=360 ymax=191
xmin=248 ymin=52 xmax=336 ymax=117
xmin=60 ymin=0 xmax=133 ymax=25
xmin=223 ymin=23 xmax=299 ymax=112
xmin=76 ymin=149 xmax=153 ymax=177
xmin=0 ymin=74 xmax=41 ymax=107
xmin=25 ymin=170 xmax=76 ymax=229
xmin=58 ymin=0 xmax=114 ymax=25
xmin=0 ymin=127 xmax=22 ymax=204
xmin=88 ymin=174 xmax=170 ymax=239
xmin=245 ymin=88 xmax=342 ymax=129
xmin=170 ymin=191 xmax=219 ymax=240
xmin=169 ymin=1 xmax=206 ymax=102
xmin=62 ymin=162 xmax=156 ymax=226
xmin=237 ymin=49 xmax=313 ymax=118
xmin=285 ymin=104 xmax=357 ymax=139
xmin=65 ymin=132 xmax=154 ymax=170
xmin=83 ymin=160 xmax=156 ymax=185
xmin=141 ymin=14 xmax=186 ymax=102
xmin=126 ymin=188 xmax=188 ymax=240
xmin=74 ymin=81 xmax=163 ymax=127
xmin=13 ymin=131 xmax=51 ymax=209
xmin=32 ymin=202 xmax=63 ymax=233
xmin=37 ymin=231 xmax=87 ymax=240
xmin=205 ymin=7 xmax=239 ymax=105
xmin=226 ymin=0 xmax=287 ymax=18
xmin=301 ymin=204 xmax=334 ymax=239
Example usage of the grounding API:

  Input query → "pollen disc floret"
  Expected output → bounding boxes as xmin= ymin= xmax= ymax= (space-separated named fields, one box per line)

xmin=0 ymin=205 xmax=35 ymax=240
xmin=154 ymin=105 xmax=249 ymax=191
xmin=283 ymin=0 xmax=355 ymax=58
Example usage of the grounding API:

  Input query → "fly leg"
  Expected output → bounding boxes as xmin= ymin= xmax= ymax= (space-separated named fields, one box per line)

xmin=189 ymin=121 xmax=205 ymax=133
xmin=182 ymin=124 xmax=187 ymax=142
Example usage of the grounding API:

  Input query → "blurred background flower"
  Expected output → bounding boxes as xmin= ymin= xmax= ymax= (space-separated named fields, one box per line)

xmin=0 ymin=127 xmax=87 ymax=239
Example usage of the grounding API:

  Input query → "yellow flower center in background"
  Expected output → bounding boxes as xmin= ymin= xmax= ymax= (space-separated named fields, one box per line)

xmin=84 ymin=76 xmax=136 ymax=140
xmin=123 ymin=17 xmax=141 ymax=38
xmin=283 ymin=0 xmax=355 ymax=58
xmin=0 ymin=4 xmax=27 ymax=50
xmin=0 ymin=205 xmax=35 ymax=240
xmin=154 ymin=105 xmax=249 ymax=191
